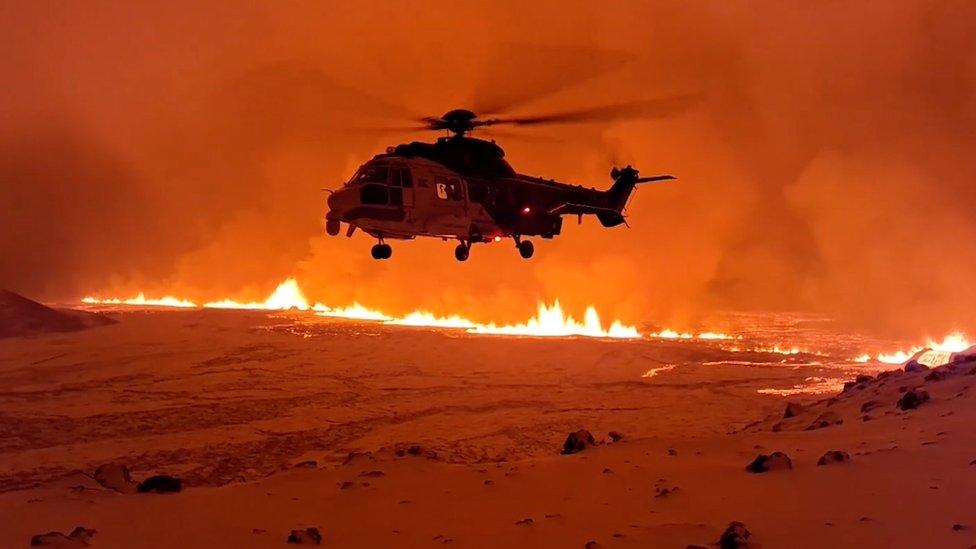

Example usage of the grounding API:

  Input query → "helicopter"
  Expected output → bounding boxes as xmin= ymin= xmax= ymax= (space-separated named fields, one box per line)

xmin=325 ymin=99 xmax=688 ymax=262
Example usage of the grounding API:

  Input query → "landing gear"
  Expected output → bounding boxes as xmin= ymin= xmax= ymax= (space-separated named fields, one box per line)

xmin=371 ymin=243 xmax=392 ymax=260
xmin=325 ymin=219 xmax=340 ymax=236
xmin=518 ymin=240 xmax=534 ymax=259
xmin=454 ymin=242 xmax=470 ymax=262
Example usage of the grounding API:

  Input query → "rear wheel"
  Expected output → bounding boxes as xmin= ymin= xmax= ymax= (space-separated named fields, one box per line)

xmin=454 ymin=243 xmax=470 ymax=262
xmin=518 ymin=240 xmax=534 ymax=259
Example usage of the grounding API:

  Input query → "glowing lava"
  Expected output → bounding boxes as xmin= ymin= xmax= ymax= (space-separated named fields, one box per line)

xmin=81 ymin=294 xmax=197 ymax=308
xmin=81 ymin=279 xmax=641 ymax=339
xmin=649 ymin=329 xmax=737 ymax=341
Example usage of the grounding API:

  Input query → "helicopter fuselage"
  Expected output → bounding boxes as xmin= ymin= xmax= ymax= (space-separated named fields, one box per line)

xmin=325 ymin=136 xmax=667 ymax=261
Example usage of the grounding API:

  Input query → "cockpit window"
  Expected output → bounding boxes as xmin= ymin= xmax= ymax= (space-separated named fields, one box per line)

xmin=348 ymin=166 xmax=389 ymax=186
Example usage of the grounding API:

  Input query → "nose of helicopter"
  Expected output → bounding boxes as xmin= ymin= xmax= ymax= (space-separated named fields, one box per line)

xmin=327 ymin=188 xmax=354 ymax=218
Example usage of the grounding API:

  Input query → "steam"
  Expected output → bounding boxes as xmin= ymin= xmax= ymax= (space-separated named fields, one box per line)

xmin=2 ymin=1 xmax=975 ymax=338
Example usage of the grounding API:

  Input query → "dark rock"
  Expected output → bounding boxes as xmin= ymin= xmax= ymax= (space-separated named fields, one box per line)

xmin=855 ymin=374 xmax=873 ymax=384
xmin=860 ymin=400 xmax=880 ymax=414
xmin=293 ymin=460 xmax=317 ymax=469
xmin=896 ymin=389 xmax=930 ymax=411
xmin=924 ymin=370 xmax=947 ymax=382
xmin=806 ymin=411 xmax=843 ymax=430
xmin=287 ymin=527 xmax=322 ymax=544
xmin=745 ymin=451 xmax=792 ymax=473
xmin=718 ymin=521 xmax=751 ymax=548
xmin=515 ymin=518 xmax=534 ymax=526
xmin=654 ymin=486 xmax=678 ymax=498
xmin=93 ymin=463 xmax=136 ymax=493
xmin=877 ymin=369 xmax=900 ymax=379
xmin=584 ymin=542 xmax=604 ymax=549
xmin=952 ymin=523 xmax=966 ymax=531
xmin=30 ymin=526 xmax=95 ymax=546
xmin=1 ymin=290 xmax=116 ymax=339
xmin=136 ymin=475 xmax=182 ymax=494
xmin=843 ymin=381 xmax=857 ymax=392
xmin=817 ymin=450 xmax=851 ymax=466
xmin=607 ymin=431 xmax=624 ymax=442
xmin=393 ymin=443 xmax=437 ymax=459
xmin=905 ymin=361 xmax=928 ymax=373
xmin=667 ymin=448 xmax=678 ymax=456
xmin=359 ymin=470 xmax=384 ymax=478
xmin=561 ymin=430 xmax=596 ymax=455
xmin=783 ymin=402 xmax=803 ymax=418
xmin=341 ymin=451 xmax=374 ymax=465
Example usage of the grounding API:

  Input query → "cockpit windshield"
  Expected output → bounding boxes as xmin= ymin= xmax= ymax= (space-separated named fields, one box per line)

xmin=347 ymin=165 xmax=389 ymax=187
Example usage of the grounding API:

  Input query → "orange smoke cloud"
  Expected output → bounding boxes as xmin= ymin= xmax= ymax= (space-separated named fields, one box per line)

xmin=3 ymin=1 xmax=976 ymax=341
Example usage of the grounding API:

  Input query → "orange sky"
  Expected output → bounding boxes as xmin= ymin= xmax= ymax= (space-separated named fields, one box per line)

xmin=2 ymin=1 xmax=976 ymax=337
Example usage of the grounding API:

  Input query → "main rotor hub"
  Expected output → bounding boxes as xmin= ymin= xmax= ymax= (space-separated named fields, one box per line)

xmin=439 ymin=109 xmax=479 ymax=136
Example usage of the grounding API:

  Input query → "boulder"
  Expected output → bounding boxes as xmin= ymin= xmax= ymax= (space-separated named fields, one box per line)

xmin=287 ymin=527 xmax=322 ymax=545
xmin=561 ymin=430 xmax=596 ymax=455
xmin=860 ymin=400 xmax=880 ymax=413
xmin=93 ymin=463 xmax=137 ymax=493
xmin=745 ymin=451 xmax=792 ymax=473
xmin=393 ymin=443 xmax=437 ymax=459
xmin=783 ymin=402 xmax=803 ymax=418
xmin=806 ymin=411 xmax=843 ymax=430
xmin=896 ymin=389 xmax=930 ymax=411
xmin=718 ymin=521 xmax=751 ymax=548
xmin=817 ymin=450 xmax=851 ymax=466
xmin=30 ymin=526 xmax=95 ymax=546
xmin=924 ymin=370 xmax=946 ymax=382
xmin=607 ymin=431 xmax=624 ymax=442
xmin=855 ymin=374 xmax=873 ymax=384
xmin=136 ymin=474 xmax=182 ymax=494
xmin=904 ymin=361 xmax=929 ymax=373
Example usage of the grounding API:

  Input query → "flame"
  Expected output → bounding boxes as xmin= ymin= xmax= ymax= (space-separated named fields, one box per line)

xmin=857 ymin=331 xmax=972 ymax=364
xmin=927 ymin=332 xmax=971 ymax=353
xmin=81 ymin=293 xmax=197 ymax=308
xmin=202 ymin=279 xmax=310 ymax=310
xmin=81 ymin=280 xmax=640 ymax=339
xmin=468 ymin=302 xmax=640 ymax=338
xmin=312 ymin=303 xmax=392 ymax=321
xmin=387 ymin=311 xmax=476 ymax=329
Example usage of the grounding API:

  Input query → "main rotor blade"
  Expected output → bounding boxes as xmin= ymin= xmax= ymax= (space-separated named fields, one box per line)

xmin=496 ymin=93 xmax=702 ymax=126
xmin=470 ymin=44 xmax=634 ymax=115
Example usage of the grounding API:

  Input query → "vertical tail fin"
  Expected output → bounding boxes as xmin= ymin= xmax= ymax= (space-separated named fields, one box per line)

xmin=600 ymin=166 xmax=675 ymax=227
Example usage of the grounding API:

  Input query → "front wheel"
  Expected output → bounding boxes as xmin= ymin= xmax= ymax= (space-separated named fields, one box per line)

xmin=454 ymin=243 xmax=470 ymax=262
xmin=518 ymin=240 xmax=534 ymax=259
xmin=325 ymin=219 xmax=341 ymax=236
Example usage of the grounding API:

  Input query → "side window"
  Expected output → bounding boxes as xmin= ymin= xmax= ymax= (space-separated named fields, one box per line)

xmin=435 ymin=176 xmax=449 ymax=200
xmin=400 ymin=168 xmax=412 ymax=188
xmin=448 ymin=178 xmax=464 ymax=201
xmin=360 ymin=184 xmax=388 ymax=205
xmin=468 ymin=180 xmax=487 ymax=203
